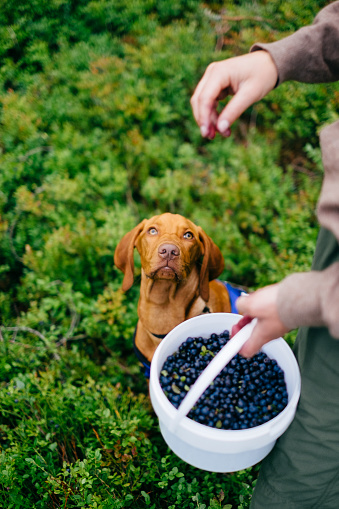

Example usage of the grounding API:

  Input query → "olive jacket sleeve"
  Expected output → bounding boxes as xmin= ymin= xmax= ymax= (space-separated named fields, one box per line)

xmin=251 ymin=1 xmax=339 ymax=338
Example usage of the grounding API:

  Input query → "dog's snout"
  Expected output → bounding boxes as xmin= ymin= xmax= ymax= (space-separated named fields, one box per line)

xmin=158 ymin=243 xmax=180 ymax=260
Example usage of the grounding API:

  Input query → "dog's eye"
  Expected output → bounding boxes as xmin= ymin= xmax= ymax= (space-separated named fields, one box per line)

xmin=183 ymin=231 xmax=194 ymax=240
xmin=148 ymin=227 xmax=158 ymax=235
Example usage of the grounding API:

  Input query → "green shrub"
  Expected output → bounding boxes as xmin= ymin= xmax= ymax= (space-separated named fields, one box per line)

xmin=0 ymin=0 xmax=337 ymax=506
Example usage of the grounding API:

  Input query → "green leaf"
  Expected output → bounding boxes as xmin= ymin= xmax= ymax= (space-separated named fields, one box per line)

xmin=141 ymin=491 xmax=151 ymax=505
xmin=171 ymin=383 xmax=181 ymax=394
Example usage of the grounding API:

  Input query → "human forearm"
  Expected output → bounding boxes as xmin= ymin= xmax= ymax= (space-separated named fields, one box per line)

xmin=277 ymin=262 xmax=339 ymax=339
xmin=251 ymin=1 xmax=339 ymax=85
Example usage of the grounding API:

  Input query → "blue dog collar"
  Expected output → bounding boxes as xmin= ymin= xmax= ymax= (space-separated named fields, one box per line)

xmin=220 ymin=281 xmax=247 ymax=313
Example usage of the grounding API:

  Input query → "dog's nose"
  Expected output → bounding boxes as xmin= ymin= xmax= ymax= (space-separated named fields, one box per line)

xmin=158 ymin=243 xmax=180 ymax=260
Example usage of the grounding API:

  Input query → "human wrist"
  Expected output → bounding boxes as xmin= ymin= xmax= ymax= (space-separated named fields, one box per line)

xmin=250 ymin=49 xmax=279 ymax=91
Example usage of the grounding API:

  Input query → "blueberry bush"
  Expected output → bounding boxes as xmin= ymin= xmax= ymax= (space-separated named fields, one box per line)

xmin=0 ymin=0 xmax=338 ymax=507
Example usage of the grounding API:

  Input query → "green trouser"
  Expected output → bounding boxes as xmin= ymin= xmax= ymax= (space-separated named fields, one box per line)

xmin=251 ymin=227 xmax=339 ymax=509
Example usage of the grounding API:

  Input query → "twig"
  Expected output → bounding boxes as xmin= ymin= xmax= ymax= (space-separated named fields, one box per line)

xmin=55 ymin=334 xmax=86 ymax=347
xmin=291 ymin=159 xmax=318 ymax=179
xmin=1 ymin=326 xmax=47 ymax=343
xmin=203 ymin=8 xmax=269 ymax=24
xmin=0 ymin=326 xmax=61 ymax=358
xmin=18 ymin=146 xmax=52 ymax=162
xmin=203 ymin=7 xmax=276 ymax=52
xmin=221 ymin=14 xmax=268 ymax=23
xmin=2 ymin=279 xmax=81 ymax=351
xmin=49 ymin=280 xmax=66 ymax=286
xmin=56 ymin=310 xmax=79 ymax=347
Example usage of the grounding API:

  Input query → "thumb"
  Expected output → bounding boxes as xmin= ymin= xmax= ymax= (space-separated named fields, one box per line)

xmin=217 ymin=84 xmax=259 ymax=134
xmin=235 ymin=294 xmax=252 ymax=316
xmin=239 ymin=322 xmax=265 ymax=358
xmin=231 ymin=314 xmax=253 ymax=338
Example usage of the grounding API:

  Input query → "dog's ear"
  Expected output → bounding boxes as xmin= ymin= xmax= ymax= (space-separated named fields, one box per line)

xmin=114 ymin=220 xmax=147 ymax=291
xmin=198 ymin=228 xmax=225 ymax=302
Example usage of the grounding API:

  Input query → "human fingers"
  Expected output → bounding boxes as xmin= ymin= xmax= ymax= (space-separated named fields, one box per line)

xmin=231 ymin=315 xmax=253 ymax=338
xmin=190 ymin=61 xmax=233 ymax=138
xmin=191 ymin=51 xmax=278 ymax=138
xmin=235 ymin=284 xmax=290 ymax=357
xmin=206 ymin=105 xmax=218 ymax=139
xmin=216 ymin=52 xmax=278 ymax=135
xmin=216 ymin=81 xmax=266 ymax=135
xmin=239 ymin=318 xmax=288 ymax=358
xmin=236 ymin=284 xmax=279 ymax=318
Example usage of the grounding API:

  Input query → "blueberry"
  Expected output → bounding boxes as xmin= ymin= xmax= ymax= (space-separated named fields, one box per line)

xmin=160 ymin=376 xmax=171 ymax=386
xmin=160 ymin=329 xmax=288 ymax=431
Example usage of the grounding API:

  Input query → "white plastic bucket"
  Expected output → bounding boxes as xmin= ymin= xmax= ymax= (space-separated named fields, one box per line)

xmin=149 ymin=313 xmax=301 ymax=472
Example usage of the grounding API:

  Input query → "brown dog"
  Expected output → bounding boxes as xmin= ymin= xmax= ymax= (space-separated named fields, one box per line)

xmin=114 ymin=213 xmax=232 ymax=366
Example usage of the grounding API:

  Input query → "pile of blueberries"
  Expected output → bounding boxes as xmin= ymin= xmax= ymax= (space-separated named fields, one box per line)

xmin=160 ymin=329 xmax=288 ymax=430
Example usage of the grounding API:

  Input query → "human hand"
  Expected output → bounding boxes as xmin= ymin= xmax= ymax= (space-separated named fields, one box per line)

xmin=190 ymin=51 xmax=278 ymax=139
xmin=231 ymin=284 xmax=290 ymax=358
